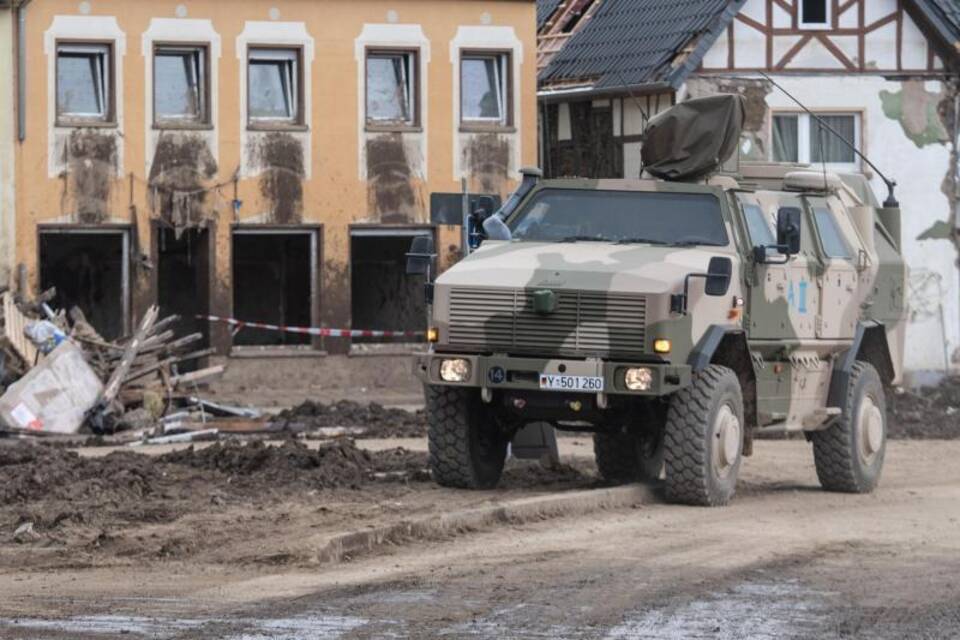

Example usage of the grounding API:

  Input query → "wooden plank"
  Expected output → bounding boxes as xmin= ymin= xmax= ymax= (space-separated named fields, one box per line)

xmin=170 ymin=364 xmax=225 ymax=388
xmin=1 ymin=292 xmax=39 ymax=366
xmin=100 ymin=305 xmax=159 ymax=405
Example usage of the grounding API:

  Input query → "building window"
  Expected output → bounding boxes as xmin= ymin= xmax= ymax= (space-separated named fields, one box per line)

xmin=56 ymin=43 xmax=112 ymax=124
xmin=154 ymin=45 xmax=208 ymax=126
xmin=800 ymin=0 xmax=829 ymax=27
xmin=772 ymin=113 xmax=859 ymax=170
xmin=366 ymin=50 xmax=418 ymax=128
xmin=461 ymin=52 xmax=511 ymax=128
xmin=248 ymin=48 xmax=301 ymax=126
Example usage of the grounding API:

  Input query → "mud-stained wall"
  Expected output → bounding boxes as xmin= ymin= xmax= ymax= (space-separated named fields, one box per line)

xmin=61 ymin=130 xmax=119 ymax=224
xmin=148 ymin=132 xmax=218 ymax=231
xmin=462 ymin=133 xmax=511 ymax=194
xmin=14 ymin=0 xmax=537 ymax=357
xmin=365 ymin=134 xmax=421 ymax=223
xmin=250 ymin=132 xmax=304 ymax=224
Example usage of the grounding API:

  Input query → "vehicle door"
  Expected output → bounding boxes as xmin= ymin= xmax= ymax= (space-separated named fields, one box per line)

xmin=737 ymin=192 xmax=818 ymax=341
xmin=806 ymin=195 xmax=861 ymax=340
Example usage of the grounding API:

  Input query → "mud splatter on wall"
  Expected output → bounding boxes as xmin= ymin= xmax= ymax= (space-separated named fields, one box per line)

xmin=255 ymin=132 xmax=305 ymax=224
xmin=64 ymin=130 xmax=118 ymax=223
xmin=148 ymin=132 xmax=218 ymax=232
xmin=463 ymin=133 xmax=510 ymax=194
xmin=366 ymin=134 xmax=417 ymax=223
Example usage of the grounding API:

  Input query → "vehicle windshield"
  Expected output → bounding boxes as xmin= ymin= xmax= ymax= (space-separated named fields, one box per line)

xmin=508 ymin=189 xmax=728 ymax=246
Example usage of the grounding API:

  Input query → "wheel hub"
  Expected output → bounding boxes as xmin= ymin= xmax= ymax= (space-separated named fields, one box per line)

xmin=857 ymin=395 xmax=884 ymax=463
xmin=712 ymin=404 xmax=741 ymax=476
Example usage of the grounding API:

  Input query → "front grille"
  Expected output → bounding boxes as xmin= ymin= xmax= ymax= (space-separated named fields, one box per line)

xmin=448 ymin=287 xmax=647 ymax=356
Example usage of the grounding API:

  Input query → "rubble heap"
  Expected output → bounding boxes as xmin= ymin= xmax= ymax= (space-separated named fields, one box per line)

xmin=888 ymin=377 xmax=960 ymax=439
xmin=0 ymin=288 xmax=227 ymax=440
xmin=272 ymin=400 xmax=427 ymax=438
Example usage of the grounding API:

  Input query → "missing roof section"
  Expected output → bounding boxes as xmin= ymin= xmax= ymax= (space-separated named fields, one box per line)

xmin=537 ymin=0 xmax=746 ymax=96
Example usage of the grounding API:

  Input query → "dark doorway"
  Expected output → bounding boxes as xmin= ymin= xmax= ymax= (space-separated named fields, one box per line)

xmin=157 ymin=227 xmax=210 ymax=358
xmin=232 ymin=231 xmax=315 ymax=346
xmin=350 ymin=231 xmax=428 ymax=344
xmin=39 ymin=230 xmax=128 ymax=340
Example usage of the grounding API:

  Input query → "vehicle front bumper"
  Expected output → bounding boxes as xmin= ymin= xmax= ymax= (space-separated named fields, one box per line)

xmin=413 ymin=352 xmax=691 ymax=397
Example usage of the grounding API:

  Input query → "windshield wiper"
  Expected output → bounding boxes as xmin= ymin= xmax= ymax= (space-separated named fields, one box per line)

xmin=558 ymin=235 xmax=607 ymax=243
xmin=615 ymin=237 xmax=670 ymax=245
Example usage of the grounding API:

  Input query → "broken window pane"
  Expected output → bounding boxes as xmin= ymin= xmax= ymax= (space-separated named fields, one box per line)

xmin=367 ymin=52 xmax=416 ymax=125
xmin=461 ymin=54 xmax=508 ymax=124
xmin=155 ymin=47 xmax=205 ymax=123
xmin=57 ymin=44 xmax=110 ymax=120
xmin=249 ymin=49 xmax=299 ymax=123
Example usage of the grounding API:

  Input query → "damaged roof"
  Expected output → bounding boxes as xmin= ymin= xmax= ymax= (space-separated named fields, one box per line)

xmin=907 ymin=0 xmax=960 ymax=66
xmin=539 ymin=0 xmax=960 ymax=96
xmin=538 ymin=0 xmax=745 ymax=95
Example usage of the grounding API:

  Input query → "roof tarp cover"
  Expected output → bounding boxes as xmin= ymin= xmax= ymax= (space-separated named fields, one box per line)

xmin=641 ymin=95 xmax=745 ymax=181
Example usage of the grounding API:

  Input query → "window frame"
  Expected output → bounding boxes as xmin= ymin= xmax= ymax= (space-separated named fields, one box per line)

xmin=246 ymin=46 xmax=305 ymax=130
xmin=152 ymin=43 xmax=211 ymax=129
xmin=811 ymin=206 xmax=854 ymax=260
xmin=55 ymin=41 xmax=115 ymax=127
xmin=364 ymin=48 xmax=420 ymax=131
xmin=799 ymin=0 xmax=831 ymax=29
xmin=459 ymin=49 xmax=513 ymax=132
xmin=770 ymin=111 xmax=861 ymax=172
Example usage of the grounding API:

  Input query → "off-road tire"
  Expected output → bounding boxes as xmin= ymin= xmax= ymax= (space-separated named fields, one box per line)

xmin=811 ymin=362 xmax=886 ymax=493
xmin=664 ymin=365 xmax=744 ymax=507
xmin=594 ymin=429 xmax=664 ymax=484
xmin=427 ymin=385 xmax=507 ymax=489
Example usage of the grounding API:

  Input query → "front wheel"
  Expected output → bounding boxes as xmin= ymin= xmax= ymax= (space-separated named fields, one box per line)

xmin=663 ymin=365 xmax=744 ymax=506
xmin=811 ymin=361 xmax=886 ymax=493
xmin=427 ymin=386 xmax=508 ymax=489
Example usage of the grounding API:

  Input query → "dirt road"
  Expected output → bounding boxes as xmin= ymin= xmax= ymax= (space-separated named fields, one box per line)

xmin=1 ymin=439 xmax=959 ymax=639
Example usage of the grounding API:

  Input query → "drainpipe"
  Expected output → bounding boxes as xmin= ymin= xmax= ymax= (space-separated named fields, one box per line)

xmin=15 ymin=0 xmax=31 ymax=142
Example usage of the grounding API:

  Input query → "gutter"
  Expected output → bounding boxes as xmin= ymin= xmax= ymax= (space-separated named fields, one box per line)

xmin=537 ymin=81 xmax=674 ymax=103
xmin=14 ymin=0 xmax=31 ymax=142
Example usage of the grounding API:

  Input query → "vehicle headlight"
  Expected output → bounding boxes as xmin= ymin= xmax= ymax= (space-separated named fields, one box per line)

xmin=624 ymin=367 xmax=653 ymax=391
xmin=439 ymin=358 xmax=472 ymax=382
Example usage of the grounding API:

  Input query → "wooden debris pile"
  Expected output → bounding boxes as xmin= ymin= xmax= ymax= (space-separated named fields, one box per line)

xmin=84 ymin=305 xmax=227 ymax=434
xmin=0 ymin=290 xmax=240 ymax=439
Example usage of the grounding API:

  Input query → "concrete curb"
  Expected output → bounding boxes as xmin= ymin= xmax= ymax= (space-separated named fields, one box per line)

xmin=314 ymin=484 xmax=658 ymax=564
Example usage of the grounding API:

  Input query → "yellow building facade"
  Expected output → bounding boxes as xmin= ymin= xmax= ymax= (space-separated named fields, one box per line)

xmin=8 ymin=0 xmax=536 ymax=358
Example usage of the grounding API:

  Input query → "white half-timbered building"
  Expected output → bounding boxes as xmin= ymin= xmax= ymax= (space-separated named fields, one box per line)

xmin=537 ymin=0 xmax=960 ymax=377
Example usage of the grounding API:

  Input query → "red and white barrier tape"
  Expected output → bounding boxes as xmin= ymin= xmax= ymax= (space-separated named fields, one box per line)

xmin=198 ymin=315 xmax=424 ymax=339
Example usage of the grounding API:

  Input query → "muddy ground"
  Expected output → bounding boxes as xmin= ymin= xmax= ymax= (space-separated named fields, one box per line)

xmin=271 ymin=379 xmax=960 ymax=440
xmin=271 ymin=400 xmax=428 ymax=438
xmin=0 ymin=438 xmax=594 ymax=571
xmin=0 ymin=439 xmax=957 ymax=638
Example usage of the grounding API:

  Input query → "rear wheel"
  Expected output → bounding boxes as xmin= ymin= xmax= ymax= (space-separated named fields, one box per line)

xmin=427 ymin=385 xmax=508 ymax=489
xmin=811 ymin=361 xmax=886 ymax=493
xmin=664 ymin=365 xmax=744 ymax=506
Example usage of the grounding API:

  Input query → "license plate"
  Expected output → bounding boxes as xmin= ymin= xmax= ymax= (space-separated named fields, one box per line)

xmin=539 ymin=374 xmax=604 ymax=392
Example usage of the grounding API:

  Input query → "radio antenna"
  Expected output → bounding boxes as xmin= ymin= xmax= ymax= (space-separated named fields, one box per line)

xmin=758 ymin=71 xmax=898 ymax=207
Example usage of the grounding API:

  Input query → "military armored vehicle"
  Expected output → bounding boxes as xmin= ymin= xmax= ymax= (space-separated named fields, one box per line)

xmin=411 ymin=95 xmax=907 ymax=506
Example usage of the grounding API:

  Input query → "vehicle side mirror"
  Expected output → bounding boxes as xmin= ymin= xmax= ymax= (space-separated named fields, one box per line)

xmin=776 ymin=207 xmax=802 ymax=255
xmin=472 ymin=195 xmax=497 ymax=220
xmin=405 ymin=235 xmax=436 ymax=277
xmin=704 ymin=256 xmax=732 ymax=296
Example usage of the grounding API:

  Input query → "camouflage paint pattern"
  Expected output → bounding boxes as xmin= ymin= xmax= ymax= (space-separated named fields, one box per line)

xmin=415 ymin=168 xmax=907 ymax=433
